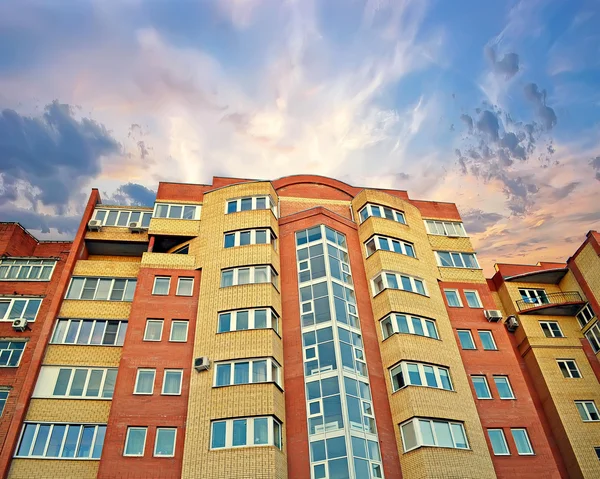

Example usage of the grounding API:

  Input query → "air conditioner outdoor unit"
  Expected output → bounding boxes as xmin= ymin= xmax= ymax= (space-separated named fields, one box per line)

xmin=484 ymin=309 xmax=503 ymax=322
xmin=506 ymin=315 xmax=519 ymax=332
xmin=87 ymin=220 xmax=102 ymax=231
xmin=194 ymin=357 xmax=211 ymax=372
xmin=128 ymin=221 xmax=144 ymax=233
xmin=12 ymin=318 xmax=28 ymax=332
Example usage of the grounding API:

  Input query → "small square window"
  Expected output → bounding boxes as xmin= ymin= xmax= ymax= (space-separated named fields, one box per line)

xmin=144 ymin=320 xmax=163 ymax=341
xmin=224 ymin=234 xmax=235 ymax=248
xmin=457 ymin=330 xmax=476 ymax=349
xmin=176 ymin=278 xmax=194 ymax=296
xmin=153 ymin=277 xmax=171 ymax=296
xmin=124 ymin=427 xmax=147 ymax=456
xmin=170 ymin=321 xmax=188 ymax=342
xmin=540 ymin=321 xmax=563 ymax=338
xmin=444 ymin=290 xmax=462 ymax=307
xmin=154 ymin=428 xmax=176 ymax=457
xmin=464 ymin=290 xmax=482 ymax=308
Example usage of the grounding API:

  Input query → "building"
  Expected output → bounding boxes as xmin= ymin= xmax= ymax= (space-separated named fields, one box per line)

xmin=0 ymin=175 xmax=598 ymax=479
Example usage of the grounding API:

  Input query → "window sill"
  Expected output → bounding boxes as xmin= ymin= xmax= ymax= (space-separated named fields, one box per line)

xmin=381 ymin=332 xmax=440 ymax=343
xmin=50 ymin=343 xmax=123 ymax=348
xmin=216 ymin=328 xmax=281 ymax=339
xmin=32 ymin=396 xmax=112 ymax=401
xmin=403 ymin=445 xmax=472 ymax=454
xmin=393 ymin=385 xmax=455 ymax=395
xmin=213 ymin=381 xmax=284 ymax=393
xmin=373 ymin=288 xmax=428 ymax=299
xmin=13 ymin=456 xmax=101 ymax=461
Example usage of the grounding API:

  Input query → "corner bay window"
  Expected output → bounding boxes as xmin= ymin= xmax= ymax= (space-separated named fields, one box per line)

xmin=435 ymin=251 xmax=479 ymax=269
xmin=391 ymin=362 xmax=452 ymax=392
xmin=218 ymin=308 xmax=279 ymax=334
xmin=585 ymin=323 xmax=600 ymax=353
xmin=214 ymin=358 xmax=281 ymax=387
xmin=365 ymin=235 xmax=415 ymax=258
xmin=400 ymin=418 xmax=468 ymax=452
xmin=226 ymin=196 xmax=277 ymax=216
xmin=220 ymin=266 xmax=278 ymax=289
xmin=372 ymin=272 xmax=426 ymax=296
xmin=381 ymin=313 xmax=438 ymax=340
xmin=210 ymin=416 xmax=282 ymax=449
xmin=359 ymin=203 xmax=406 ymax=224
xmin=16 ymin=423 xmax=106 ymax=459
xmin=66 ymin=277 xmax=136 ymax=301
xmin=224 ymin=229 xmax=277 ymax=249
xmin=577 ymin=304 xmax=595 ymax=328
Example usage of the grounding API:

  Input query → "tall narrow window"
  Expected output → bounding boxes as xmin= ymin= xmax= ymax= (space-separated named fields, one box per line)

xmin=511 ymin=429 xmax=534 ymax=455
xmin=488 ymin=429 xmax=510 ymax=455
xmin=124 ymin=427 xmax=147 ymax=456
xmin=154 ymin=428 xmax=176 ymax=457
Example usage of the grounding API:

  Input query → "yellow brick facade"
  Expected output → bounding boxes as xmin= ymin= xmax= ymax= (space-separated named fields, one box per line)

xmin=25 ymin=399 xmax=111 ymax=423
xmin=8 ymin=459 xmax=99 ymax=479
xmin=574 ymin=243 xmax=600 ymax=307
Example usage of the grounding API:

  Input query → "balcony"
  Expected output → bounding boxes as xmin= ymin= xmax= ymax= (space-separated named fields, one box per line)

xmin=516 ymin=291 xmax=585 ymax=315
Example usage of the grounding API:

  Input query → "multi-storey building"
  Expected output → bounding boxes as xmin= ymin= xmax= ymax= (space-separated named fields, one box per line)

xmin=0 ymin=175 xmax=597 ymax=479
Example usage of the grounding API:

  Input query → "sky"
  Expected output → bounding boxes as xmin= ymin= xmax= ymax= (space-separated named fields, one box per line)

xmin=0 ymin=0 xmax=599 ymax=275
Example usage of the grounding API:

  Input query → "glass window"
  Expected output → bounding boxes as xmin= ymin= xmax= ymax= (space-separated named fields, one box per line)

xmin=170 ymin=321 xmax=188 ymax=342
xmin=478 ymin=331 xmax=497 ymax=350
xmin=232 ymin=419 xmax=247 ymax=446
xmin=221 ymin=270 xmax=234 ymax=287
xmin=211 ymin=421 xmax=226 ymax=448
xmin=153 ymin=277 xmax=170 ymax=295
xmin=124 ymin=427 xmax=147 ymax=456
xmin=472 ymin=376 xmax=492 ymax=399
xmin=576 ymin=401 xmax=600 ymax=422
xmin=134 ymin=369 xmax=155 ymax=394
xmin=540 ymin=321 xmax=563 ymax=338
xmin=144 ymin=320 xmax=163 ymax=341
xmin=493 ymin=376 xmax=515 ymax=399
xmin=511 ymin=429 xmax=534 ymax=455
xmin=176 ymin=278 xmax=194 ymax=296
xmin=444 ymin=290 xmax=462 ymax=307
xmin=557 ymin=360 xmax=581 ymax=378
xmin=224 ymin=233 xmax=235 ymax=248
xmin=154 ymin=428 xmax=176 ymax=457
xmin=162 ymin=370 xmax=183 ymax=395
xmin=457 ymin=330 xmax=476 ymax=349
xmin=488 ymin=429 xmax=510 ymax=455
xmin=464 ymin=290 xmax=482 ymax=308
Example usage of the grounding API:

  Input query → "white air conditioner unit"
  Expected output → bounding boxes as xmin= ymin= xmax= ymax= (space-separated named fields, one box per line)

xmin=506 ymin=315 xmax=519 ymax=332
xmin=484 ymin=309 xmax=503 ymax=322
xmin=194 ymin=357 xmax=211 ymax=372
xmin=128 ymin=221 xmax=144 ymax=233
xmin=87 ymin=220 xmax=102 ymax=231
xmin=12 ymin=318 xmax=28 ymax=332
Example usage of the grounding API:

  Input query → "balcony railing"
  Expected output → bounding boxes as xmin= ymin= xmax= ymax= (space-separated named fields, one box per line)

xmin=516 ymin=291 xmax=584 ymax=313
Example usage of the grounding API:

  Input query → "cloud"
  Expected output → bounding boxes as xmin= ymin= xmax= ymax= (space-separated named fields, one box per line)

xmin=460 ymin=208 xmax=504 ymax=234
xmin=485 ymin=46 xmax=520 ymax=80
xmin=106 ymin=182 xmax=156 ymax=207
xmin=590 ymin=156 xmax=600 ymax=181
xmin=476 ymin=110 xmax=500 ymax=141
xmin=523 ymin=83 xmax=558 ymax=130
xmin=549 ymin=181 xmax=579 ymax=200
xmin=0 ymin=207 xmax=80 ymax=234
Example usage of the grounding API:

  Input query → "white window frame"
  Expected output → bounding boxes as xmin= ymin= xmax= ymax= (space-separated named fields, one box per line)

xmin=213 ymin=358 xmax=282 ymax=388
xmin=557 ymin=359 xmax=581 ymax=378
xmin=162 ymin=369 xmax=183 ymax=395
xmin=51 ymin=319 xmax=128 ymax=346
xmin=154 ymin=428 xmax=177 ymax=457
xmin=65 ymin=277 xmax=137 ymax=302
xmin=210 ymin=416 xmax=282 ymax=450
xmin=217 ymin=308 xmax=280 ymax=335
xmin=488 ymin=429 xmax=510 ymax=455
xmin=477 ymin=330 xmax=497 ymax=350
xmin=435 ymin=251 xmax=480 ymax=269
xmin=0 ymin=389 xmax=8 ymax=416
xmin=152 ymin=277 xmax=171 ymax=296
xmin=225 ymin=196 xmax=278 ymax=217
xmin=424 ymin=220 xmax=467 ymax=237
xmin=153 ymin=203 xmax=200 ymax=220
xmin=364 ymin=235 xmax=416 ymax=259
xmin=400 ymin=418 xmax=469 ymax=452
xmin=586 ymin=323 xmax=600 ymax=353
xmin=358 ymin=203 xmax=406 ymax=225
xmin=457 ymin=330 xmax=476 ymax=350
xmin=576 ymin=401 xmax=600 ymax=422
xmin=493 ymin=376 xmax=515 ymax=399
xmin=471 ymin=376 xmax=492 ymax=399
xmin=540 ymin=321 xmax=564 ymax=338
xmin=510 ymin=428 xmax=534 ymax=455
xmin=0 ymin=258 xmax=57 ymax=282
xmin=444 ymin=289 xmax=463 ymax=307
xmin=577 ymin=304 xmax=595 ymax=328
xmin=220 ymin=266 xmax=279 ymax=289
xmin=169 ymin=321 xmax=189 ymax=342
xmin=33 ymin=366 xmax=117 ymax=399
xmin=176 ymin=277 xmax=194 ymax=296
xmin=224 ymin=229 xmax=277 ymax=249
xmin=124 ymin=427 xmax=148 ymax=457
xmin=464 ymin=290 xmax=483 ymax=308
xmin=134 ymin=369 xmax=156 ymax=395
xmin=371 ymin=272 xmax=427 ymax=297
xmin=390 ymin=361 xmax=453 ymax=392
xmin=380 ymin=313 xmax=438 ymax=340
xmin=92 ymin=208 xmax=152 ymax=228
xmin=0 ymin=297 xmax=42 ymax=322
xmin=143 ymin=320 xmax=164 ymax=342
xmin=0 ymin=340 xmax=26 ymax=367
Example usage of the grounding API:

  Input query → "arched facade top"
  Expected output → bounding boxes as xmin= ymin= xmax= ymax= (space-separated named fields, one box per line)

xmin=273 ymin=174 xmax=360 ymax=200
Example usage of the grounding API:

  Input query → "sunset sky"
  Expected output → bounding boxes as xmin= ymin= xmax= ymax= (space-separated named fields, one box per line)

xmin=0 ymin=0 xmax=599 ymax=275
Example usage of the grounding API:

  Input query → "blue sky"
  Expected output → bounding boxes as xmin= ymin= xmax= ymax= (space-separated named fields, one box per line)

xmin=0 ymin=0 xmax=599 ymax=273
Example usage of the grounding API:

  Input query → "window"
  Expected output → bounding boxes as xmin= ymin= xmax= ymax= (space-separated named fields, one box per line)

xmin=595 ymin=447 xmax=600 ymax=460
xmin=365 ymin=235 xmax=416 ymax=258
xmin=225 ymin=196 xmax=277 ymax=216
xmin=400 ymin=418 xmax=468 ymax=452
xmin=457 ymin=330 xmax=476 ymax=350
xmin=171 ymin=244 xmax=189 ymax=255
xmin=478 ymin=331 xmax=497 ymax=350
xmin=472 ymin=376 xmax=492 ymax=399
xmin=0 ymin=389 xmax=8 ymax=415
xmin=218 ymin=308 xmax=279 ymax=335
xmin=223 ymin=229 xmax=277 ymax=249
xmin=210 ymin=416 xmax=282 ymax=449
xmin=390 ymin=362 xmax=453 ymax=392
xmin=576 ymin=401 xmax=600 ymax=422
xmin=424 ymin=220 xmax=466 ymax=237
xmin=488 ymin=429 xmax=510 ymax=455
xmin=153 ymin=203 xmax=199 ymax=220
xmin=170 ymin=321 xmax=189 ymax=342
xmin=144 ymin=320 xmax=163 ymax=341
xmin=214 ymin=358 xmax=281 ymax=388
xmin=162 ymin=370 xmax=183 ymax=395
xmin=124 ymin=427 xmax=147 ymax=456
xmin=0 ymin=341 xmax=25 ymax=367
xmin=557 ymin=359 xmax=581 ymax=378
xmin=134 ymin=369 xmax=156 ymax=395
xmin=152 ymin=277 xmax=170 ymax=295
xmin=176 ymin=278 xmax=194 ymax=296
xmin=359 ymin=203 xmax=406 ymax=224
xmin=51 ymin=319 xmax=127 ymax=346
xmin=371 ymin=272 xmax=427 ymax=296
xmin=577 ymin=304 xmax=595 ymax=328
xmin=33 ymin=366 xmax=117 ymax=399
xmin=0 ymin=258 xmax=56 ymax=281
xmin=16 ymin=423 xmax=106 ymax=459
xmin=540 ymin=321 xmax=563 ymax=338
xmin=66 ymin=277 xmax=136 ymax=301
xmin=511 ymin=429 xmax=534 ymax=455
xmin=220 ymin=266 xmax=278 ymax=289
xmin=93 ymin=209 xmax=152 ymax=228
xmin=435 ymin=251 xmax=480 ymax=269
xmin=444 ymin=290 xmax=462 ymax=307
xmin=380 ymin=313 xmax=438 ymax=340
xmin=154 ymin=428 xmax=176 ymax=457
xmin=464 ymin=290 xmax=482 ymax=308
xmin=493 ymin=376 xmax=515 ymax=399
xmin=519 ymin=288 xmax=549 ymax=305
xmin=0 ymin=297 xmax=42 ymax=322
xmin=586 ymin=323 xmax=600 ymax=353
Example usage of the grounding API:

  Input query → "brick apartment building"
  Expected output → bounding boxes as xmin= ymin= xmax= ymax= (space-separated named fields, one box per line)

xmin=0 ymin=175 xmax=598 ymax=479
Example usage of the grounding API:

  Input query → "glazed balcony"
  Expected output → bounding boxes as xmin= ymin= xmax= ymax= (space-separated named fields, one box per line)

xmin=516 ymin=291 xmax=585 ymax=315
